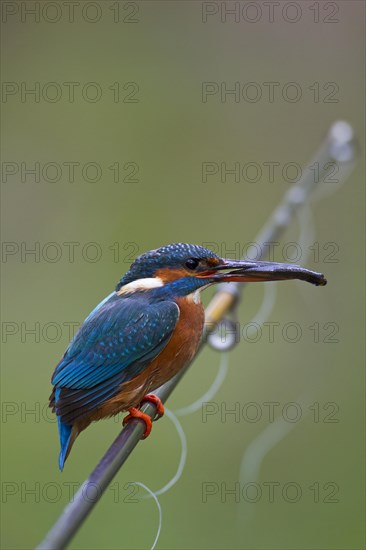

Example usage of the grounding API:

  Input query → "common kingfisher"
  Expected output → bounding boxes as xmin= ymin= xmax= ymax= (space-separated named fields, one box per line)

xmin=50 ymin=243 xmax=327 ymax=470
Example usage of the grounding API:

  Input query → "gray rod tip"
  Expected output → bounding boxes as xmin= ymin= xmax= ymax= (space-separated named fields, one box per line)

xmin=328 ymin=121 xmax=356 ymax=162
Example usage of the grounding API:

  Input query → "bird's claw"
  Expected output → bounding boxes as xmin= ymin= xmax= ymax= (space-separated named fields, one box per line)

xmin=122 ymin=394 xmax=164 ymax=439
xmin=123 ymin=407 xmax=152 ymax=439
xmin=141 ymin=394 xmax=165 ymax=421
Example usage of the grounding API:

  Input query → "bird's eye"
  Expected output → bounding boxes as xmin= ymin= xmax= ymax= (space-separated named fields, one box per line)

xmin=185 ymin=258 xmax=200 ymax=270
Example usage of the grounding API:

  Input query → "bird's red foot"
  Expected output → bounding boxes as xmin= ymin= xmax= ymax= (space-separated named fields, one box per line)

xmin=123 ymin=407 xmax=152 ymax=438
xmin=122 ymin=395 xmax=164 ymax=439
xmin=141 ymin=394 xmax=165 ymax=420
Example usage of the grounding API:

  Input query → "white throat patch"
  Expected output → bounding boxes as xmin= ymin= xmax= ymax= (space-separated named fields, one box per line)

xmin=187 ymin=289 xmax=202 ymax=304
xmin=117 ymin=277 xmax=163 ymax=295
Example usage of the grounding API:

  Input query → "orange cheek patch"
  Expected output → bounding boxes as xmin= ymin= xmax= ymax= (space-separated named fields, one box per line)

xmin=156 ymin=257 xmax=221 ymax=281
xmin=206 ymin=257 xmax=221 ymax=267
xmin=155 ymin=267 xmax=189 ymax=282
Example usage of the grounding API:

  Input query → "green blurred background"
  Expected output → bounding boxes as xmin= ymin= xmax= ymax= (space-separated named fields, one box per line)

xmin=1 ymin=1 xmax=365 ymax=549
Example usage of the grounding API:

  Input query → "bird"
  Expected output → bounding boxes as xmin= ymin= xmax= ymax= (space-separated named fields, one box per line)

xmin=49 ymin=243 xmax=327 ymax=470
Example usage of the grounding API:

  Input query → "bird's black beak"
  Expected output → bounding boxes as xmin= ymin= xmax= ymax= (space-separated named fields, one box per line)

xmin=199 ymin=259 xmax=327 ymax=287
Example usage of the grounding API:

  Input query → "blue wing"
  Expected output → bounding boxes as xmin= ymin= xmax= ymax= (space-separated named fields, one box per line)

xmin=51 ymin=293 xmax=179 ymax=424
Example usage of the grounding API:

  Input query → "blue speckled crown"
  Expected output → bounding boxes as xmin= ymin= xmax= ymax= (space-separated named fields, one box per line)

xmin=116 ymin=243 xmax=218 ymax=290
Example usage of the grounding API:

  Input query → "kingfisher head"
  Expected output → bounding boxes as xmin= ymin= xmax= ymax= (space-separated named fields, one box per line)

xmin=115 ymin=243 xmax=326 ymax=297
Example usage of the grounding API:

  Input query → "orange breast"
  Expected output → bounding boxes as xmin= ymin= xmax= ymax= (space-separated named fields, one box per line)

xmin=147 ymin=296 xmax=205 ymax=389
xmin=93 ymin=297 xmax=205 ymax=418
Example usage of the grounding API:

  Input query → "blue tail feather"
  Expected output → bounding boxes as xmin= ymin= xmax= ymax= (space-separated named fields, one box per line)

xmin=55 ymin=389 xmax=73 ymax=471
xmin=57 ymin=418 xmax=72 ymax=471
